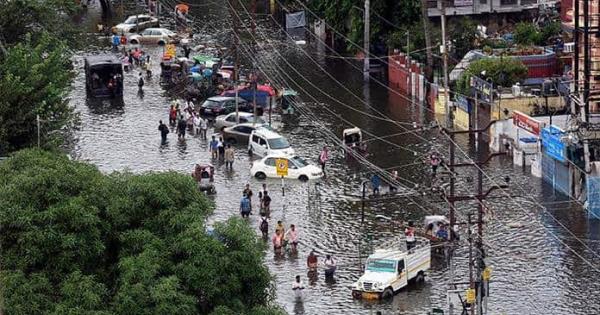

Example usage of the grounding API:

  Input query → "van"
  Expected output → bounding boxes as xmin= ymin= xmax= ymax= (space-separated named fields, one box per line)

xmin=84 ymin=54 xmax=124 ymax=99
xmin=248 ymin=128 xmax=295 ymax=157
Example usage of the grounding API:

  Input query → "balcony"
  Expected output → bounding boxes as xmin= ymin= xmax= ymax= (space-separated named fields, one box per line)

xmin=427 ymin=0 xmax=540 ymax=17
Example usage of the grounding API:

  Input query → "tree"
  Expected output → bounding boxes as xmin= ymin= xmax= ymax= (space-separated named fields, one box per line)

xmin=0 ymin=32 xmax=76 ymax=154
xmin=0 ymin=149 xmax=282 ymax=314
xmin=513 ymin=22 xmax=542 ymax=46
xmin=456 ymin=57 xmax=528 ymax=94
xmin=450 ymin=17 xmax=478 ymax=61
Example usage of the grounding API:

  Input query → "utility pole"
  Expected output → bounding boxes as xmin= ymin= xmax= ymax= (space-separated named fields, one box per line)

xmin=441 ymin=0 xmax=451 ymax=129
xmin=468 ymin=213 xmax=475 ymax=315
xmin=407 ymin=30 xmax=411 ymax=97
xmin=36 ymin=115 xmax=40 ymax=149
xmin=363 ymin=0 xmax=370 ymax=81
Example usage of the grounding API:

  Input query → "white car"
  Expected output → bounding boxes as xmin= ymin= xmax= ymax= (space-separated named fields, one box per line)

xmin=251 ymin=155 xmax=323 ymax=181
xmin=113 ymin=15 xmax=159 ymax=34
xmin=248 ymin=128 xmax=294 ymax=157
xmin=128 ymin=28 xmax=177 ymax=46
xmin=214 ymin=112 xmax=266 ymax=131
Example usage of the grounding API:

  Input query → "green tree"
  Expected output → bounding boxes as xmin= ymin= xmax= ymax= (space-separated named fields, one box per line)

xmin=0 ymin=32 xmax=76 ymax=154
xmin=456 ymin=57 xmax=528 ymax=94
xmin=450 ymin=17 xmax=478 ymax=60
xmin=0 ymin=149 xmax=281 ymax=314
xmin=513 ymin=22 xmax=542 ymax=46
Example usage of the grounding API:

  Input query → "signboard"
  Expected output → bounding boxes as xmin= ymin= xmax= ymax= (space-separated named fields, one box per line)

xmin=470 ymin=76 xmax=493 ymax=103
xmin=541 ymin=126 xmax=566 ymax=163
xmin=455 ymin=95 xmax=471 ymax=113
xmin=454 ymin=0 xmax=473 ymax=6
xmin=285 ymin=11 xmax=306 ymax=29
xmin=465 ymin=288 xmax=476 ymax=304
xmin=512 ymin=110 xmax=543 ymax=136
xmin=276 ymin=158 xmax=288 ymax=176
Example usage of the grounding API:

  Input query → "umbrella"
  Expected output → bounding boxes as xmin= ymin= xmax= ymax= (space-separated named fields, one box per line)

xmin=190 ymin=65 xmax=201 ymax=73
xmin=175 ymin=3 xmax=189 ymax=14
xmin=257 ymin=84 xmax=276 ymax=96
xmin=202 ymin=69 xmax=213 ymax=78
xmin=189 ymin=72 xmax=202 ymax=81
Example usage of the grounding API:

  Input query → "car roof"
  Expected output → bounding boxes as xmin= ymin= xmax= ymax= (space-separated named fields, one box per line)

xmin=85 ymin=54 xmax=122 ymax=66
xmin=263 ymin=154 xmax=298 ymax=160
xmin=251 ymin=127 xmax=285 ymax=139
xmin=225 ymin=112 xmax=253 ymax=117
xmin=127 ymin=14 xmax=152 ymax=18
xmin=208 ymin=96 xmax=244 ymax=102
xmin=143 ymin=28 xmax=171 ymax=32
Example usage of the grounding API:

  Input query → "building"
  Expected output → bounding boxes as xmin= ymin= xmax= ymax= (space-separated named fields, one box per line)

xmin=426 ymin=0 xmax=555 ymax=17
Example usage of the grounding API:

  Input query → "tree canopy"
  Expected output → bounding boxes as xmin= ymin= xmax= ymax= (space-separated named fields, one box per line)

xmin=0 ymin=149 xmax=283 ymax=315
xmin=456 ymin=57 xmax=528 ymax=95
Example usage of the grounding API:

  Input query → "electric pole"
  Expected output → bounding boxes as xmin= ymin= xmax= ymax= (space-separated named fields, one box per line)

xmin=363 ymin=0 xmax=370 ymax=81
xmin=441 ymin=0 xmax=451 ymax=129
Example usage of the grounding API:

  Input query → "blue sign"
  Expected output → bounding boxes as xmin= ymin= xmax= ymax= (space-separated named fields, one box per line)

xmin=455 ymin=95 xmax=471 ymax=113
xmin=470 ymin=76 xmax=493 ymax=103
xmin=541 ymin=126 xmax=565 ymax=163
xmin=587 ymin=177 xmax=600 ymax=219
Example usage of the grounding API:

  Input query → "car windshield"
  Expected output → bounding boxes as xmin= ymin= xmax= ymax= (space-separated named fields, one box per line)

xmin=248 ymin=116 xmax=265 ymax=123
xmin=267 ymin=137 xmax=290 ymax=150
xmin=366 ymin=259 xmax=396 ymax=272
xmin=202 ymin=100 xmax=222 ymax=108
xmin=162 ymin=29 xmax=175 ymax=36
xmin=123 ymin=16 xmax=137 ymax=24
xmin=290 ymin=156 xmax=307 ymax=168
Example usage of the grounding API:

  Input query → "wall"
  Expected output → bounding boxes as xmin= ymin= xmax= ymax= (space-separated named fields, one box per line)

xmin=388 ymin=53 xmax=434 ymax=106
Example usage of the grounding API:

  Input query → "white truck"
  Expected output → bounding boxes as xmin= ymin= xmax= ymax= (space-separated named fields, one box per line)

xmin=352 ymin=238 xmax=431 ymax=299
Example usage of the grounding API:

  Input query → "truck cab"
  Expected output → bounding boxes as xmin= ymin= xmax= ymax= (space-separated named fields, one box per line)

xmin=352 ymin=238 xmax=430 ymax=299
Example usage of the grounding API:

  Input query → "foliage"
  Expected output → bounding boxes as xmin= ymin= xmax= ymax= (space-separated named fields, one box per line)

xmin=456 ymin=57 xmax=528 ymax=94
xmin=513 ymin=22 xmax=542 ymax=46
xmin=0 ymin=32 xmax=76 ymax=154
xmin=449 ymin=17 xmax=479 ymax=61
xmin=0 ymin=149 xmax=280 ymax=315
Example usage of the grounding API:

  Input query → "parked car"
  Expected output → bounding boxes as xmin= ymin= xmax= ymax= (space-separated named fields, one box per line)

xmin=113 ymin=15 xmax=159 ymax=34
xmin=214 ymin=112 xmax=265 ymax=131
xmin=199 ymin=96 xmax=251 ymax=117
xmin=128 ymin=28 xmax=177 ymax=46
xmin=250 ymin=155 xmax=323 ymax=181
xmin=248 ymin=128 xmax=294 ymax=157
xmin=221 ymin=123 xmax=263 ymax=144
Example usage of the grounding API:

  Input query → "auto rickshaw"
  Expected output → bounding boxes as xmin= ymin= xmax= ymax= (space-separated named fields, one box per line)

xmin=342 ymin=127 xmax=367 ymax=159
xmin=280 ymin=89 xmax=298 ymax=115
xmin=192 ymin=163 xmax=216 ymax=194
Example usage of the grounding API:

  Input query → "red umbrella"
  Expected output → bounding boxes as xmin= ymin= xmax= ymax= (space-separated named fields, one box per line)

xmin=175 ymin=3 xmax=189 ymax=14
xmin=257 ymin=84 xmax=276 ymax=96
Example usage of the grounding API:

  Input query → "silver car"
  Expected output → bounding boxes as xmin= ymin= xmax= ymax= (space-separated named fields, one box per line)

xmin=128 ymin=28 xmax=177 ymax=46
xmin=113 ymin=15 xmax=159 ymax=34
xmin=214 ymin=112 xmax=266 ymax=131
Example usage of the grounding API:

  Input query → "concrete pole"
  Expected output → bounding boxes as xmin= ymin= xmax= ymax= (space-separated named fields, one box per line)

xmin=363 ymin=0 xmax=370 ymax=81
xmin=441 ymin=0 xmax=451 ymax=129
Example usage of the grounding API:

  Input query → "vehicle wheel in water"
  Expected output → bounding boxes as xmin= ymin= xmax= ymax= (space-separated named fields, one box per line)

xmin=158 ymin=40 xmax=165 ymax=46
xmin=415 ymin=271 xmax=425 ymax=283
xmin=255 ymin=172 xmax=266 ymax=179
xmin=130 ymin=39 xmax=138 ymax=45
xmin=298 ymin=175 xmax=309 ymax=182
xmin=382 ymin=287 xmax=394 ymax=299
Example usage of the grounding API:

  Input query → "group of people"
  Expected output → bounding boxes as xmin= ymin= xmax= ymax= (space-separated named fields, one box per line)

xmin=294 ymin=251 xmax=337 ymax=298
xmin=271 ymin=222 xmax=299 ymax=253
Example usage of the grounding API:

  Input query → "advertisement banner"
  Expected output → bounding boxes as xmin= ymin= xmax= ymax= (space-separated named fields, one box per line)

xmin=456 ymin=95 xmax=471 ymax=113
xmin=286 ymin=11 xmax=306 ymax=29
xmin=541 ymin=126 xmax=566 ymax=163
xmin=470 ymin=76 xmax=493 ymax=103
xmin=454 ymin=0 xmax=474 ymax=6
xmin=512 ymin=110 xmax=543 ymax=136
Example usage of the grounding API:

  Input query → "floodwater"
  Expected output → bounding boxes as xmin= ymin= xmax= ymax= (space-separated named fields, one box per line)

xmin=69 ymin=2 xmax=600 ymax=314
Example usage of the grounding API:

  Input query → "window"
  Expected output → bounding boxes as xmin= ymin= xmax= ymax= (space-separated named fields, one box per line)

xmin=397 ymin=260 xmax=405 ymax=273
xmin=290 ymin=156 xmax=307 ymax=168
xmin=240 ymin=117 xmax=249 ymax=123
xmin=152 ymin=30 xmax=162 ymax=36
xmin=267 ymin=137 xmax=290 ymax=150
xmin=124 ymin=16 xmax=137 ymax=24
xmin=202 ymin=100 xmax=220 ymax=108
xmin=265 ymin=158 xmax=276 ymax=166
xmin=234 ymin=126 xmax=253 ymax=134
xmin=259 ymin=137 xmax=267 ymax=146
xmin=366 ymin=259 xmax=396 ymax=273
xmin=226 ymin=115 xmax=236 ymax=122
xmin=141 ymin=29 xmax=152 ymax=36
xmin=288 ymin=159 xmax=298 ymax=169
xmin=252 ymin=135 xmax=260 ymax=143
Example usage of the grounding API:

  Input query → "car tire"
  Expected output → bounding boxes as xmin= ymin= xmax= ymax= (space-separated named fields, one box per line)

xmin=298 ymin=175 xmax=309 ymax=182
xmin=130 ymin=39 xmax=138 ymax=45
xmin=415 ymin=271 xmax=425 ymax=283
xmin=255 ymin=172 xmax=266 ymax=179
xmin=227 ymin=138 xmax=237 ymax=144
xmin=158 ymin=40 xmax=165 ymax=46
xmin=382 ymin=287 xmax=394 ymax=299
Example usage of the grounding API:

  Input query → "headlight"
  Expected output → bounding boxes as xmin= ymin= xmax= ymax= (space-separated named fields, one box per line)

xmin=373 ymin=282 xmax=382 ymax=288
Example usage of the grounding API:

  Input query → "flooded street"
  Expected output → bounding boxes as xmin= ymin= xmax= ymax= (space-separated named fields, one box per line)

xmin=70 ymin=3 xmax=600 ymax=314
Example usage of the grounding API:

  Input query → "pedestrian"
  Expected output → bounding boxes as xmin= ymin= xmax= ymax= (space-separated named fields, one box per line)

xmin=224 ymin=144 xmax=235 ymax=169
xmin=430 ymin=154 xmax=441 ymax=176
xmin=243 ymin=183 xmax=253 ymax=208
xmin=209 ymin=135 xmax=219 ymax=158
xmin=200 ymin=116 xmax=208 ymax=139
xmin=158 ymin=120 xmax=169 ymax=144
xmin=292 ymin=275 xmax=304 ymax=299
xmin=218 ymin=136 xmax=225 ymax=159
xmin=405 ymin=221 xmax=416 ymax=250
xmin=324 ymin=254 xmax=337 ymax=278
xmin=240 ymin=193 xmax=251 ymax=218
xmin=177 ymin=115 xmax=187 ymax=139
xmin=137 ymin=72 xmax=144 ymax=90
xmin=127 ymin=49 xmax=134 ymax=68
xmin=389 ymin=170 xmax=398 ymax=193
xmin=371 ymin=173 xmax=381 ymax=195
xmin=260 ymin=190 xmax=271 ymax=216
xmin=259 ymin=215 xmax=269 ymax=238
xmin=307 ymin=250 xmax=318 ymax=271
xmin=119 ymin=32 xmax=127 ymax=46
xmin=193 ymin=113 xmax=200 ymax=135
xmin=169 ymin=105 xmax=178 ymax=126
xmin=272 ymin=230 xmax=283 ymax=252
xmin=111 ymin=33 xmax=120 ymax=50
xmin=285 ymin=224 xmax=298 ymax=251
xmin=319 ymin=146 xmax=329 ymax=173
